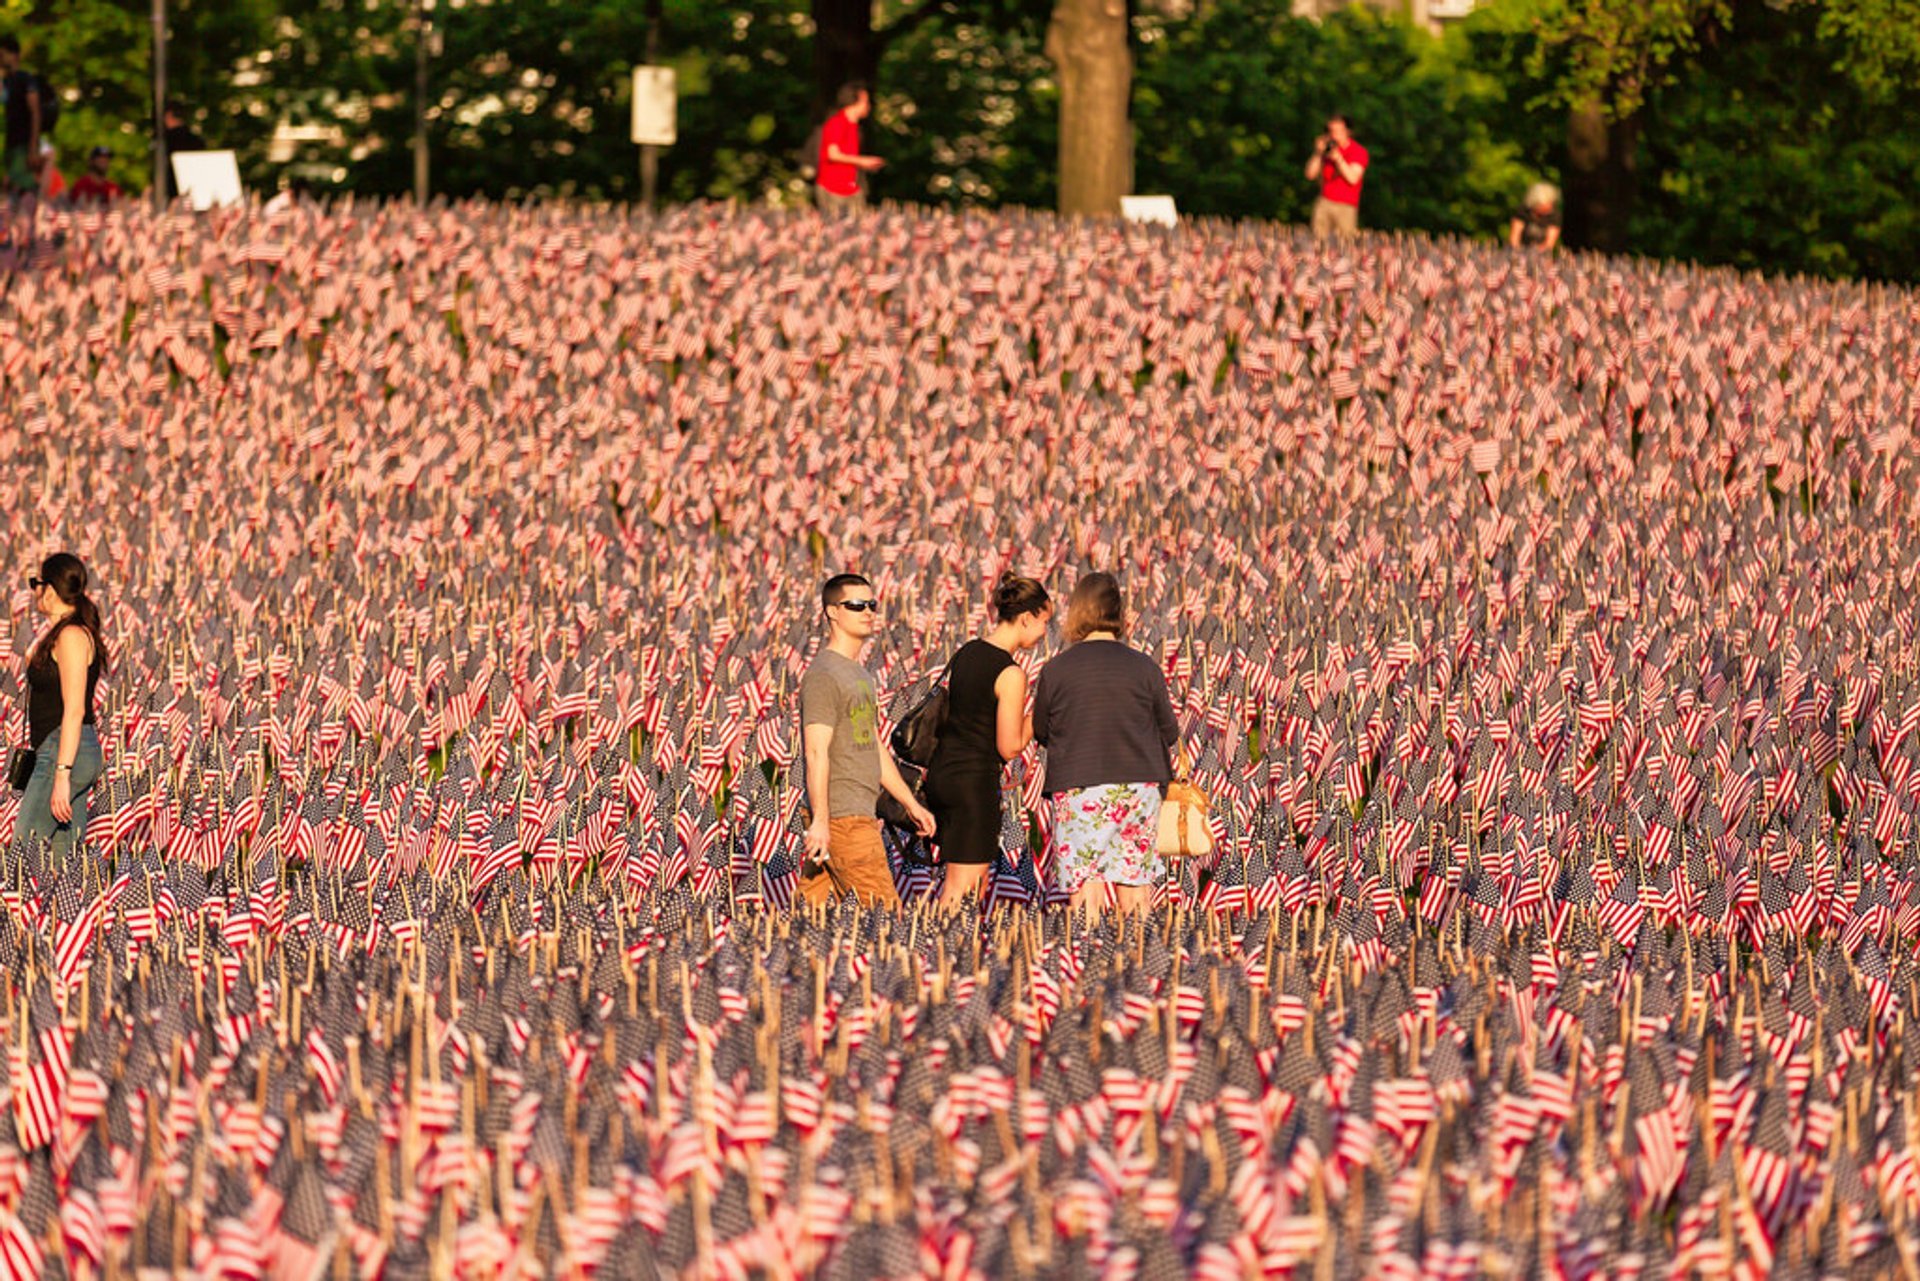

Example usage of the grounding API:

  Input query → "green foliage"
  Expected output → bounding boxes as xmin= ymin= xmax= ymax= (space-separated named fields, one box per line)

xmin=1500 ymin=0 xmax=1731 ymax=117
xmin=1456 ymin=1 xmax=1566 ymax=171
xmin=258 ymin=0 xmax=636 ymax=199
xmin=235 ymin=0 xmax=814 ymax=203
xmin=1133 ymin=6 xmax=1527 ymax=237
xmin=661 ymin=2 xmax=814 ymax=205
xmin=872 ymin=15 xmax=1058 ymax=209
xmin=0 ymin=0 xmax=150 ymax=189
xmin=1632 ymin=0 xmax=1920 ymax=281
xmin=1 ymin=0 xmax=279 ymax=192
xmin=1816 ymin=0 xmax=1920 ymax=100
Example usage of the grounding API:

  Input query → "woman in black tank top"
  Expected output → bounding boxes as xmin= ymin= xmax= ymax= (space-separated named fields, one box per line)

xmin=924 ymin=573 xmax=1051 ymax=908
xmin=15 ymin=553 xmax=108 ymax=858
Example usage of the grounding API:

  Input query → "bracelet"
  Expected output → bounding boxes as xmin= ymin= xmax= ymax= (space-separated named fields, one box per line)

xmin=55 ymin=764 xmax=73 ymax=773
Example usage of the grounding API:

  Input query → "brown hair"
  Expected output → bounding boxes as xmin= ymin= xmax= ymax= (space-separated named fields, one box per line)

xmin=1064 ymin=572 xmax=1125 ymax=643
xmin=992 ymin=572 xmax=1050 ymax=623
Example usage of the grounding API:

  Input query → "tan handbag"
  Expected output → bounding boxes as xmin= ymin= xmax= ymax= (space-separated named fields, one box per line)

xmin=1156 ymin=750 xmax=1213 ymax=859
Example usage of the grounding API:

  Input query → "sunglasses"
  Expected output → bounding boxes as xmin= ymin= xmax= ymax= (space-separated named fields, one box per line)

xmin=834 ymin=599 xmax=881 ymax=614
xmin=25 ymin=577 xmax=45 ymax=591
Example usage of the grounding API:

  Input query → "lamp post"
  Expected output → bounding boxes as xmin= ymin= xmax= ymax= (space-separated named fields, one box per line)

xmin=639 ymin=0 xmax=662 ymax=212
xmin=413 ymin=0 xmax=433 ymax=203
xmin=153 ymin=0 xmax=168 ymax=211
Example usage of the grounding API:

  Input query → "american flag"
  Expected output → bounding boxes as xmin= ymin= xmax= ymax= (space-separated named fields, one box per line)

xmin=0 ymin=192 xmax=1914 ymax=1276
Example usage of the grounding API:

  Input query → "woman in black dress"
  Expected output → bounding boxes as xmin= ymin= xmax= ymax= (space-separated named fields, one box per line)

xmin=925 ymin=573 xmax=1051 ymax=908
xmin=15 ymin=552 xmax=109 ymax=858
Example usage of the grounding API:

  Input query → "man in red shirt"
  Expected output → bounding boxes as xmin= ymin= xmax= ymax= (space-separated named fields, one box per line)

xmin=69 ymin=146 xmax=122 ymax=204
xmin=1304 ymin=113 xmax=1367 ymax=241
xmin=815 ymin=81 xmax=883 ymax=216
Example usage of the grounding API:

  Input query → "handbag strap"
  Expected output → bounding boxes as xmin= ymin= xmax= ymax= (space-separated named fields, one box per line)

xmin=1171 ymin=741 xmax=1193 ymax=784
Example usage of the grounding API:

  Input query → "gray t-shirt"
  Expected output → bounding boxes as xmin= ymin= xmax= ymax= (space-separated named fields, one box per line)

xmin=800 ymin=649 xmax=882 ymax=818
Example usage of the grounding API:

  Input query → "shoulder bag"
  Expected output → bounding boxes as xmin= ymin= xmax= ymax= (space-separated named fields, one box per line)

xmin=877 ymin=666 xmax=951 ymax=832
xmin=889 ymin=670 xmax=951 ymax=769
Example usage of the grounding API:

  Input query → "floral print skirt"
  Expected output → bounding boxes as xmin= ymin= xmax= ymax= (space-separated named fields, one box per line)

xmin=1048 ymin=783 xmax=1163 ymax=893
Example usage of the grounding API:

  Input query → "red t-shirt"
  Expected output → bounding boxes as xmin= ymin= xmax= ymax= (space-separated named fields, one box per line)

xmin=70 ymin=174 xmax=122 ymax=204
xmin=817 ymin=111 xmax=861 ymax=197
xmin=1318 ymin=140 xmax=1368 ymax=207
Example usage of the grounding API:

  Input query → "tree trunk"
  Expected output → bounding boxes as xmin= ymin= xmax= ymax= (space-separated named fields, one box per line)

xmin=812 ymin=0 xmax=881 ymax=124
xmin=1562 ymin=103 xmax=1640 ymax=254
xmin=1046 ymin=0 xmax=1132 ymax=218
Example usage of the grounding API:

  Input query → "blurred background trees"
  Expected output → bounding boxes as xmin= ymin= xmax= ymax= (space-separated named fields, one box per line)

xmin=0 ymin=0 xmax=1916 ymax=280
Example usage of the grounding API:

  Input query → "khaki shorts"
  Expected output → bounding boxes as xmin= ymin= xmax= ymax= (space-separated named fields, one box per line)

xmin=799 ymin=816 xmax=900 ymax=909
xmin=1311 ymin=197 xmax=1359 ymax=240
xmin=815 ymin=187 xmax=865 ymax=216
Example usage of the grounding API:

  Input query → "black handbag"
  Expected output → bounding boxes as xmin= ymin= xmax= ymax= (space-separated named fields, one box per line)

xmin=878 ymin=778 xmax=940 ymax=867
xmin=877 ymin=668 xmax=950 ymax=830
xmin=877 ymin=760 xmax=929 ymax=830
xmin=7 ymin=747 xmax=34 ymax=792
xmin=889 ymin=677 xmax=950 ymax=769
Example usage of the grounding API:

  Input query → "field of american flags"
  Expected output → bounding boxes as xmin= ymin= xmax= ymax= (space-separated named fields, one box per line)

xmin=0 ymin=193 xmax=1918 ymax=1277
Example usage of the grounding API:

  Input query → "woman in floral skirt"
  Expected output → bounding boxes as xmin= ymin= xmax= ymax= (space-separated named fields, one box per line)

xmin=1031 ymin=573 xmax=1179 ymax=915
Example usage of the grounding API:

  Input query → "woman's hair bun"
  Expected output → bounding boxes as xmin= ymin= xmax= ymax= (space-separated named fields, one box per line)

xmin=993 ymin=573 xmax=1051 ymax=623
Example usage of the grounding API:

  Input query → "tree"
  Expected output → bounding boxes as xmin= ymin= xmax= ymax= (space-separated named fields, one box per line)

xmin=1474 ymin=0 xmax=1920 ymax=252
xmin=1045 ymin=0 xmax=1129 ymax=215
xmin=1815 ymin=0 xmax=1920 ymax=100
xmin=1494 ymin=0 xmax=1730 ymax=251
xmin=869 ymin=11 xmax=1058 ymax=208
xmin=811 ymin=0 xmax=880 ymax=116
xmin=1632 ymin=0 xmax=1920 ymax=280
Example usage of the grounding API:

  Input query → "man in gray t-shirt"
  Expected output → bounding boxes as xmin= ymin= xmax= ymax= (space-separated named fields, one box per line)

xmin=798 ymin=573 xmax=934 ymax=908
xmin=801 ymin=650 xmax=882 ymax=817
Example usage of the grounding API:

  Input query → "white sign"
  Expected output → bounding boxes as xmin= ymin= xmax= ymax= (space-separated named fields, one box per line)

xmin=631 ymin=66 xmax=677 ymax=147
xmin=170 ymin=150 xmax=244 ymax=210
xmin=1121 ymin=195 xmax=1178 ymax=227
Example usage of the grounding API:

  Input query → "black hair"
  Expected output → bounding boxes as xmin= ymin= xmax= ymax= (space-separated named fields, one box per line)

xmin=993 ymin=572 xmax=1050 ymax=623
xmin=821 ymin=572 xmax=872 ymax=611
xmin=34 ymin=552 xmax=109 ymax=671
xmin=0 ymin=35 xmax=19 ymax=56
xmin=835 ymin=82 xmax=869 ymax=110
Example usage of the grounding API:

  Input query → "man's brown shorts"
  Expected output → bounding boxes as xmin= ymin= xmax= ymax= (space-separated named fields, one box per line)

xmin=1311 ymin=196 xmax=1359 ymax=240
xmin=798 ymin=816 xmax=900 ymax=909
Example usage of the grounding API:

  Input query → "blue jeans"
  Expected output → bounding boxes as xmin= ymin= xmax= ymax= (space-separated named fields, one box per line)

xmin=15 ymin=727 xmax=102 ymax=857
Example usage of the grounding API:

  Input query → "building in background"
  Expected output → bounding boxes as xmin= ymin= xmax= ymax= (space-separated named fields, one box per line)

xmin=1291 ymin=0 xmax=1480 ymax=30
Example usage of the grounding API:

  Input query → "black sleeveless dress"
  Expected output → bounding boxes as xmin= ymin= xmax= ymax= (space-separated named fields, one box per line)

xmin=925 ymin=639 xmax=1014 ymax=866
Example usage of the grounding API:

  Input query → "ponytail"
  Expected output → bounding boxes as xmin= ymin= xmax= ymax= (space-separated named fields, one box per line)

xmin=68 ymin=593 xmax=109 ymax=672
